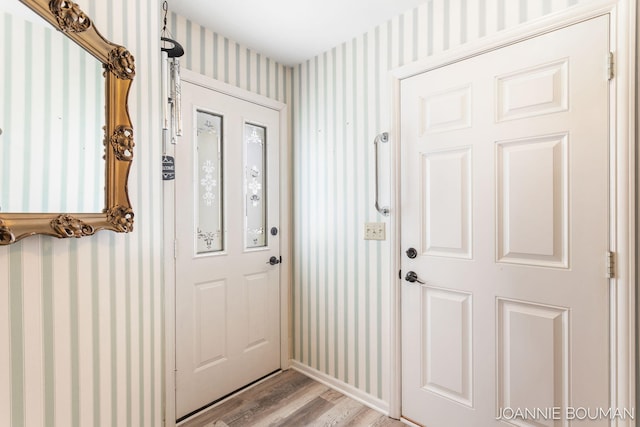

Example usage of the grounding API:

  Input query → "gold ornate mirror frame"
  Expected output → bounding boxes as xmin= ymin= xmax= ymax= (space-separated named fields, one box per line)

xmin=0 ymin=0 xmax=135 ymax=245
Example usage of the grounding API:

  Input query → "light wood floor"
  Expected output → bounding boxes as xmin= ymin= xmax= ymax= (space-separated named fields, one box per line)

xmin=179 ymin=369 xmax=405 ymax=427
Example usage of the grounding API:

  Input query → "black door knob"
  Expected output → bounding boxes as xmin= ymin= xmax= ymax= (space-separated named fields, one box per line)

xmin=406 ymin=248 xmax=417 ymax=259
xmin=405 ymin=271 xmax=425 ymax=284
xmin=267 ymin=256 xmax=281 ymax=265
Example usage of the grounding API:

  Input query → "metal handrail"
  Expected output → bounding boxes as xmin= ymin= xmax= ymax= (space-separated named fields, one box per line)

xmin=374 ymin=132 xmax=390 ymax=216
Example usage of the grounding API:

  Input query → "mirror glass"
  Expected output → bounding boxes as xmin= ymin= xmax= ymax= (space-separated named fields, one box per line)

xmin=0 ymin=1 xmax=105 ymax=213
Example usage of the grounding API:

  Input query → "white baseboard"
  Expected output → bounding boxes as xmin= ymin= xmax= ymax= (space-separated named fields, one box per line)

xmin=290 ymin=360 xmax=391 ymax=417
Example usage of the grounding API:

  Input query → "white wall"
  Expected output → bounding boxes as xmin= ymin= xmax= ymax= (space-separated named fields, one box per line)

xmin=0 ymin=1 xmax=164 ymax=426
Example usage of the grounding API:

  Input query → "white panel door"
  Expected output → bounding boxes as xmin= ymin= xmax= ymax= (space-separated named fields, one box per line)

xmin=401 ymin=16 xmax=610 ymax=427
xmin=175 ymin=80 xmax=281 ymax=419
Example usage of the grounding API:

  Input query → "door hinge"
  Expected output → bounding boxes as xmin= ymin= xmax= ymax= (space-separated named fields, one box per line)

xmin=606 ymin=251 xmax=615 ymax=279
xmin=607 ymin=52 xmax=614 ymax=81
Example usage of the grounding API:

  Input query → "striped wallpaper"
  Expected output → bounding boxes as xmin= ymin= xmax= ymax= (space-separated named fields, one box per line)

xmin=290 ymin=0 xmax=597 ymax=405
xmin=168 ymin=12 xmax=292 ymax=106
xmin=0 ymin=0 xmax=164 ymax=426
xmin=171 ymin=0 xmax=605 ymax=410
xmin=0 ymin=1 xmax=625 ymax=426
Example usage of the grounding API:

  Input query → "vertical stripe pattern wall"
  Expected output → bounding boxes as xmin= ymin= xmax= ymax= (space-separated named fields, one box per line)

xmin=292 ymin=0 xmax=595 ymax=404
xmin=168 ymin=12 xmax=292 ymax=106
xmin=0 ymin=0 xmax=163 ymax=426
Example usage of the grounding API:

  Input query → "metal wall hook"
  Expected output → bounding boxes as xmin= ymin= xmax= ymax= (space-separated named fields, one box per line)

xmin=374 ymin=132 xmax=389 ymax=216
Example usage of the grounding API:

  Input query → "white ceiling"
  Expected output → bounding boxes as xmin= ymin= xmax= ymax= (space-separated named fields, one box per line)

xmin=169 ymin=0 xmax=427 ymax=66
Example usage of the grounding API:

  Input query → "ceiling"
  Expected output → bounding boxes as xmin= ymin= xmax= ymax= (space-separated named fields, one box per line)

xmin=169 ymin=0 xmax=427 ymax=66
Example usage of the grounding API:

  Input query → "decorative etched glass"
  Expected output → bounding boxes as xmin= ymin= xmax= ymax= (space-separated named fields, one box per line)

xmin=245 ymin=123 xmax=266 ymax=249
xmin=196 ymin=110 xmax=223 ymax=254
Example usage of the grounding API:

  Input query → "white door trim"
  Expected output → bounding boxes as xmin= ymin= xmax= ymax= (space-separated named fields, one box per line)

xmin=163 ymin=69 xmax=291 ymax=427
xmin=387 ymin=0 xmax=636 ymax=423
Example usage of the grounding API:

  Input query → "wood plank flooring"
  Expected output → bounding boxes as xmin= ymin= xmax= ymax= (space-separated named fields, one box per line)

xmin=179 ymin=369 xmax=405 ymax=427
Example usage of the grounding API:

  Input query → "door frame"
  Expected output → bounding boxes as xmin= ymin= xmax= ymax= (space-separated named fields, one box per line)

xmin=387 ymin=0 xmax=637 ymax=423
xmin=163 ymin=69 xmax=291 ymax=426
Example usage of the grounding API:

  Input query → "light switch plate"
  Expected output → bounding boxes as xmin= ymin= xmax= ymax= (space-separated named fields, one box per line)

xmin=364 ymin=222 xmax=386 ymax=240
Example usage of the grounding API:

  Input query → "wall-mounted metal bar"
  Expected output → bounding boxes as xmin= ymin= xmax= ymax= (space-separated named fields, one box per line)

xmin=374 ymin=132 xmax=389 ymax=216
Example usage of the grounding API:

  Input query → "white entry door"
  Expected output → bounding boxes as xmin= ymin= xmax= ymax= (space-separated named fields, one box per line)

xmin=175 ymin=79 xmax=282 ymax=419
xmin=401 ymin=16 xmax=611 ymax=426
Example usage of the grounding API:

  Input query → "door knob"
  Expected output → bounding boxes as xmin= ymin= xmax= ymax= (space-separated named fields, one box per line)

xmin=406 ymin=247 xmax=417 ymax=259
xmin=267 ymin=256 xmax=281 ymax=265
xmin=405 ymin=271 xmax=425 ymax=284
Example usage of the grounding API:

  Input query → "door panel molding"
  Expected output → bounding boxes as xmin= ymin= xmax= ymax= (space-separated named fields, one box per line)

xmin=389 ymin=0 xmax=636 ymax=423
xmin=496 ymin=298 xmax=570 ymax=421
xmin=163 ymin=69 xmax=290 ymax=426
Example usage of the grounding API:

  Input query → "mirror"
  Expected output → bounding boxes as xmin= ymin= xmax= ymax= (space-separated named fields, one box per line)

xmin=1 ymin=1 xmax=105 ymax=213
xmin=0 ymin=0 xmax=135 ymax=244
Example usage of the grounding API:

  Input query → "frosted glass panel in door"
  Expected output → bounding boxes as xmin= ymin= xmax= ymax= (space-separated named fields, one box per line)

xmin=245 ymin=123 xmax=266 ymax=249
xmin=196 ymin=110 xmax=223 ymax=254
